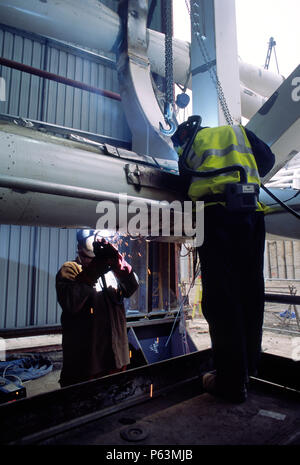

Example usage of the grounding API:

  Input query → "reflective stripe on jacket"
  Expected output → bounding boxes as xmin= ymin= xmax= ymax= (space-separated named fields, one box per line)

xmin=185 ymin=125 xmax=261 ymax=202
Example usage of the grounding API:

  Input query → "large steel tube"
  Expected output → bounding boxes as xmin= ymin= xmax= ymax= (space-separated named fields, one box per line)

xmin=0 ymin=0 xmax=285 ymax=121
xmin=0 ymin=0 xmax=191 ymax=89
xmin=0 ymin=0 xmax=282 ymax=102
xmin=239 ymin=60 xmax=285 ymax=98
xmin=0 ymin=120 xmax=183 ymax=228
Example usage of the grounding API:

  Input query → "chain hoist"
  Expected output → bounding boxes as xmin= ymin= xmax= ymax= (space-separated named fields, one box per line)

xmin=159 ymin=0 xmax=177 ymax=136
xmin=185 ymin=0 xmax=234 ymax=125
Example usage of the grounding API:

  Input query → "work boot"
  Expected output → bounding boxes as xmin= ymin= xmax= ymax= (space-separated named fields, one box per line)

xmin=202 ymin=372 xmax=247 ymax=404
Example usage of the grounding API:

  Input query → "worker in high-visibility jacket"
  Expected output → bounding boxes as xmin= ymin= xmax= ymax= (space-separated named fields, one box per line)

xmin=172 ymin=116 xmax=275 ymax=403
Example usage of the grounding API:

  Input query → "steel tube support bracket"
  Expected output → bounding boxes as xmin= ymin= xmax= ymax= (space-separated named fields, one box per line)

xmin=116 ymin=0 xmax=177 ymax=160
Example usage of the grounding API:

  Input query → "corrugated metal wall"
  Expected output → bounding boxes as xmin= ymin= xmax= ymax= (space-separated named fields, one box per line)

xmin=0 ymin=24 xmax=131 ymax=142
xmin=264 ymin=240 xmax=300 ymax=280
xmin=0 ymin=225 xmax=77 ymax=329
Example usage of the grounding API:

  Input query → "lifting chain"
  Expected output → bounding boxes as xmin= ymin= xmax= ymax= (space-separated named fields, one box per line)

xmin=159 ymin=0 xmax=177 ymax=136
xmin=164 ymin=0 xmax=174 ymax=107
xmin=185 ymin=0 xmax=234 ymax=126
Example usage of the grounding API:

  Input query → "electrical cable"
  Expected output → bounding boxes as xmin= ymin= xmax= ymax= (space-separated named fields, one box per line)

xmin=164 ymin=279 xmax=193 ymax=350
xmin=2 ymin=364 xmax=13 ymax=379
xmin=178 ymin=116 xmax=249 ymax=184
xmin=261 ymin=184 xmax=300 ymax=220
xmin=262 ymin=187 xmax=300 ymax=206
xmin=180 ymin=243 xmax=194 ymax=257
xmin=165 ymin=245 xmax=201 ymax=351
xmin=1 ymin=364 xmax=24 ymax=387
xmin=178 ymin=117 xmax=300 ymax=221
xmin=4 ymin=374 xmax=23 ymax=385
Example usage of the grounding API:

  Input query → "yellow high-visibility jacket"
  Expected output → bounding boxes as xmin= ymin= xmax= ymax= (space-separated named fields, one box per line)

xmin=180 ymin=124 xmax=268 ymax=211
xmin=183 ymin=125 xmax=262 ymax=206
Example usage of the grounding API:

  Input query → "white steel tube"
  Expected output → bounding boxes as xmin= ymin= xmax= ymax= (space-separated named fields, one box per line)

xmin=0 ymin=0 xmax=191 ymax=88
xmin=240 ymin=85 xmax=267 ymax=120
xmin=239 ymin=60 xmax=285 ymax=98
xmin=0 ymin=0 xmax=121 ymax=55
xmin=0 ymin=0 xmax=284 ymax=116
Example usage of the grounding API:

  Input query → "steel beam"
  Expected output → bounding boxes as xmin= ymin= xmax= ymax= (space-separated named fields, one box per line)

xmin=191 ymin=0 xmax=241 ymax=126
xmin=0 ymin=348 xmax=299 ymax=445
xmin=246 ymin=65 xmax=300 ymax=183
xmin=0 ymin=349 xmax=213 ymax=445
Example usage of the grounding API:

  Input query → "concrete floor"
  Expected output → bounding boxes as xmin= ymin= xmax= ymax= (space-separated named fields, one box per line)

xmin=187 ymin=316 xmax=299 ymax=359
xmin=23 ymin=369 xmax=61 ymax=397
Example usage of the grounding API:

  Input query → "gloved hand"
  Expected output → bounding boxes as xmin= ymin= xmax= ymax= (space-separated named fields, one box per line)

xmin=76 ymin=256 xmax=110 ymax=286
xmin=93 ymin=237 xmax=119 ymax=265
xmin=93 ymin=237 xmax=132 ymax=275
xmin=59 ymin=262 xmax=82 ymax=281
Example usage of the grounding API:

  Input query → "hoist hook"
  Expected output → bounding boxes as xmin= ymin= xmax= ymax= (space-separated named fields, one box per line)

xmin=159 ymin=102 xmax=177 ymax=136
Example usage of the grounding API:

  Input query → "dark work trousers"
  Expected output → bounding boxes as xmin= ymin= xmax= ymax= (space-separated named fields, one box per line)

xmin=197 ymin=204 xmax=266 ymax=393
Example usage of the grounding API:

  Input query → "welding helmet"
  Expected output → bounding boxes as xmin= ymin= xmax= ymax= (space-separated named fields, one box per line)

xmin=171 ymin=115 xmax=202 ymax=153
xmin=77 ymin=229 xmax=100 ymax=258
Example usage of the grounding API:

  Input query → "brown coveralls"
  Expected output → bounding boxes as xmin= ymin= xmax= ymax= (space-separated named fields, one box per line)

xmin=56 ymin=259 xmax=139 ymax=387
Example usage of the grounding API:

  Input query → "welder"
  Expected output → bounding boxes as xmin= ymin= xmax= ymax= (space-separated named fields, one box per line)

xmin=172 ymin=116 xmax=275 ymax=403
xmin=56 ymin=230 xmax=139 ymax=387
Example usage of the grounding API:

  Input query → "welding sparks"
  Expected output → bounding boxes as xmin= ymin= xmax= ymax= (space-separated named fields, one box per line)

xmin=150 ymin=383 xmax=153 ymax=398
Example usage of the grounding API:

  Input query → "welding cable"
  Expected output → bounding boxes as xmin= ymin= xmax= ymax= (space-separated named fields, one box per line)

xmin=1 ymin=364 xmax=23 ymax=386
xmin=164 ymin=297 xmax=185 ymax=348
xmin=167 ymin=245 xmax=200 ymax=352
xmin=261 ymin=184 xmax=300 ymax=220
xmin=165 ymin=248 xmax=201 ymax=351
xmin=164 ymin=277 xmax=195 ymax=350
xmin=2 ymin=364 xmax=13 ymax=379
xmin=180 ymin=243 xmax=194 ymax=257
xmin=264 ymin=187 xmax=300 ymax=205
xmin=4 ymin=374 xmax=23 ymax=385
